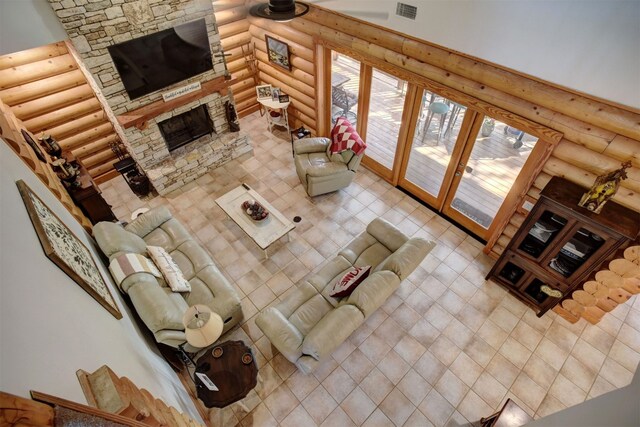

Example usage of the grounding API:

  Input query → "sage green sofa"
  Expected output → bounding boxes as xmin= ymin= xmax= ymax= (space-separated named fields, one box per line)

xmin=255 ymin=218 xmax=435 ymax=373
xmin=94 ymin=206 xmax=242 ymax=351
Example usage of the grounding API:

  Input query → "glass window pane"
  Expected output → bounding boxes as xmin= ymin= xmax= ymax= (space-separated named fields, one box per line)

xmin=451 ymin=119 xmax=539 ymax=229
xmin=404 ymin=91 xmax=468 ymax=197
xmin=331 ymin=53 xmax=360 ymax=127
xmin=364 ymin=69 xmax=408 ymax=169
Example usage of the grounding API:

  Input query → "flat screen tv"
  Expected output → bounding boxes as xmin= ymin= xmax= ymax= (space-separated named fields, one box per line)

xmin=107 ymin=19 xmax=213 ymax=100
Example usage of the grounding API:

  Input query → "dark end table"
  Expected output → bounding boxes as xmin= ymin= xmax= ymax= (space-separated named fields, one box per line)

xmin=290 ymin=126 xmax=312 ymax=156
xmin=194 ymin=340 xmax=258 ymax=408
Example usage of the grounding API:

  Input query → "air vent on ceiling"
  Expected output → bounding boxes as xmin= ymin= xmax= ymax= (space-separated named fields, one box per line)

xmin=396 ymin=2 xmax=417 ymax=20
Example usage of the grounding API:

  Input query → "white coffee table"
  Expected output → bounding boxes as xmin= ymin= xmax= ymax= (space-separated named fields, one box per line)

xmin=215 ymin=184 xmax=295 ymax=258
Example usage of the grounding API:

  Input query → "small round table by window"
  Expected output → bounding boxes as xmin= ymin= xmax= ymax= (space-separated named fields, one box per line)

xmin=194 ymin=340 xmax=258 ymax=408
xmin=257 ymin=97 xmax=290 ymax=133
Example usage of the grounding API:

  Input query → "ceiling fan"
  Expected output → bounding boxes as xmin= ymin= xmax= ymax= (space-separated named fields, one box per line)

xmin=249 ymin=0 xmax=389 ymax=22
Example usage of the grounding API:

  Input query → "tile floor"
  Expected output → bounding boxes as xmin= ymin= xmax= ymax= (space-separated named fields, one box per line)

xmin=100 ymin=111 xmax=640 ymax=427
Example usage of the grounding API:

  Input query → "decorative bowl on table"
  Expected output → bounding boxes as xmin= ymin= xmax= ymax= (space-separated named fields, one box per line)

xmin=241 ymin=199 xmax=269 ymax=221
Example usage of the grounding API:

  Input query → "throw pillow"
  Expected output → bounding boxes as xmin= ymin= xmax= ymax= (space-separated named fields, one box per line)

xmin=329 ymin=117 xmax=366 ymax=155
xmin=330 ymin=266 xmax=371 ymax=298
xmin=147 ymin=246 xmax=191 ymax=292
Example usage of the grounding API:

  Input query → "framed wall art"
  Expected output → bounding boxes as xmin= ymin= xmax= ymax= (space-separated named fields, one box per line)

xmin=16 ymin=180 xmax=122 ymax=319
xmin=256 ymin=84 xmax=272 ymax=100
xmin=265 ymin=35 xmax=291 ymax=71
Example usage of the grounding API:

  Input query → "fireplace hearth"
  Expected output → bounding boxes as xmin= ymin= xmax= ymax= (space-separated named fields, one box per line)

xmin=159 ymin=105 xmax=214 ymax=152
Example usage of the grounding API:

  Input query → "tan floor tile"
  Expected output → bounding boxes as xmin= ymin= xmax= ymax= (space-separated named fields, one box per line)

xmin=439 ymin=290 xmax=466 ymax=315
xmin=419 ymin=389 xmax=455 ymax=427
xmin=331 ymin=339 xmax=356 ymax=364
xmin=444 ymin=410 xmax=470 ymax=427
xmin=511 ymin=320 xmax=544 ymax=351
xmin=374 ymin=316 xmax=406 ymax=347
xmin=397 ymin=368 xmax=432 ymax=406
xmin=362 ymin=408 xmax=394 ymax=427
xmin=340 ymin=387 xmax=377 ymax=426
xmin=320 ymin=407 xmax=356 ymax=427
xmin=420 ymin=275 xmax=448 ymax=300
xmin=240 ymin=402 xmax=278 ymax=427
xmin=271 ymin=353 xmax=297 ymax=380
xmin=255 ymin=362 xmax=283 ymax=399
xmin=360 ymin=333 xmax=392 ymax=365
xmin=263 ymin=384 xmax=299 ymax=422
xmin=432 ymin=262 xmax=458 ymax=286
xmin=379 ymin=388 xmax=416 ymax=427
xmin=341 ymin=348 xmax=375 ymax=383
xmin=486 ymin=353 xmax=520 ymax=389
xmin=477 ymin=319 xmax=509 ymax=349
xmin=618 ymin=323 xmax=640 ymax=353
xmin=248 ymin=284 xmax=277 ymax=310
xmin=489 ymin=306 xmax=520 ymax=333
xmin=464 ymin=337 xmax=496 ymax=368
xmin=378 ymin=350 xmax=411 ymax=385
xmin=510 ymin=372 xmax=546 ymax=412
xmin=443 ymin=318 xmax=474 ymax=349
xmin=280 ymin=404 xmax=317 ymax=427
xmin=580 ymin=324 xmax=616 ymax=355
xmin=457 ymin=390 xmax=493 ymax=424
xmin=457 ymin=304 xmax=488 ymax=333
xmin=523 ymin=354 xmax=558 ymax=389
xmin=545 ymin=322 xmax=579 ymax=352
xmin=472 ymin=372 xmax=507 ymax=409
xmin=360 ymin=367 xmax=394 ymax=406
xmin=404 ymin=409 xmax=434 ymax=427
xmin=599 ymin=358 xmax=633 ymax=388
xmin=499 ymin=337 xmax=532 ymax=369
xmin=429 ymin=335 xmax=461 ymax=366
xmin=559 ymin=355 xmax=597 ymax=392
xmin=394 ymin=334 xmax=426 ymax=365
xmin=408 ymin=319 xmax=440 ymax=348
xmin=285 ymin=370 xmax=320 ymax=401
xmin=609 ymin=339 xmax=640 ymax=373
xmin=535 ymin=394 xmax=566 ymax=419
xmin=391 ymin=303 xmax=422 ymax=331
xmin=322 ymin=366 xmax=357 ymax=403
xmin=434 ymin=370 xmax=469 ymax=407
xmin=302 ymin=385 xmax=338 ymax=425
xmin=570 ymin=338 xmax=607 ymax=373
xmin=588 ymin=375 xmax=616 ymax=399
xmin=534 ymin=338 xmax=569 ymax=371
xmin=549 ymin=373 xmax=587 ymax=407
xmin=449 ymin=352 xmax=483 ymax=387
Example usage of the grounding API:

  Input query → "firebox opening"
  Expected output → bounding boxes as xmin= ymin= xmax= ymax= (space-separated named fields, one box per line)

xmin=158 ymin=104 xmax=215 ymax=152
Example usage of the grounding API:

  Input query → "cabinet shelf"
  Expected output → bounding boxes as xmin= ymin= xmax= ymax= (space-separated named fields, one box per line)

xmin=487 ymin=177 xmax=639 ymax=317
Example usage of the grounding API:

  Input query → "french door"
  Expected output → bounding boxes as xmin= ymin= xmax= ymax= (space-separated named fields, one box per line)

xmin=399 ymin=88 xmax=540 ymax=238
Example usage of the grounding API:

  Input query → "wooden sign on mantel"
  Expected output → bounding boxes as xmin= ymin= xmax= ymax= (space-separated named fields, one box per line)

xmin=117 ymin=75 xmax=233 ymax=130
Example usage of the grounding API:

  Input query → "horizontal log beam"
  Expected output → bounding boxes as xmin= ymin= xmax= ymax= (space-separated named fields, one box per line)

xmin=221 ymin=32 xmax=251 ymax=51
xmin=0 ymin=41 xmax=68 ymax=70
xmin=41 ymin=111 xmax=108 ymax=141
xmin=258 ymin=71 xmax=316 ymax=113
xmin=58 ymin=122 xmax=114 ymax=150
xmin=71 ymin=133 xmax=119 ymax=158
xmin=303 ymin=6 xmax=640 ymax=140
xmin=257 ymin=61 xmax=314 ymax=98
xmin=93 ymin=168 xmax=120 ymax=184
xmin=254 ymin=48 xmax=315 ymax=87
xmin=230 ymin=76 xmax=256 ymax=93
xmin=214 ymin=5 xmax=248 ymax=26
xmin=218 ymin=19 xmax=250 ymax=40
xmin=248 ymin=16 xmax=315 ymax=50
xmin=23 ymin=98 xmax=102 ymax=133
xmin=0 ymin=69 xmax=86 ymax=106
xmin=253 ymin=37 xmax=314 ymax=75
xmin=603 ymin=135 xmax=640 ymax=168
xmin=82 ymin=147 xmax=118 ymax=168
xmin=0 ymin=55 xmax=77 ymax=90
xmin=13 ymin=84 xmax=94 ymax=120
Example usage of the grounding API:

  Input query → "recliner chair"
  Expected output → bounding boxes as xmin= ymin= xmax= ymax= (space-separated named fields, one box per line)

xmin=294 ymin=137 xmax=363 ymax=197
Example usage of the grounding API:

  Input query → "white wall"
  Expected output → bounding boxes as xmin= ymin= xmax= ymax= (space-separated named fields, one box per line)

xmin=320 ymin=0 xmax=640 ymax=109
xmin=0 ymin=0 xmax=67 ymax=55
xmin=0 ymin=142 xmax=201 ymax=421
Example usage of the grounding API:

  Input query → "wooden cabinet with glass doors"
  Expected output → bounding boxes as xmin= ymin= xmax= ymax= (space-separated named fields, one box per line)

xmin=487 ymin=177 xmax=640 ymax=316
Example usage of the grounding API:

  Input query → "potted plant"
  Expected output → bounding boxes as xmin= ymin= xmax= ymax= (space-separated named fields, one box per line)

xmin=481 ymin=118 xmax=495 ymax=137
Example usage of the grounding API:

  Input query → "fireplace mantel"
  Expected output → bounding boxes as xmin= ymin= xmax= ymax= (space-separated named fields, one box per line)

xmin=117 ymin=76 xmax=234 ymax=130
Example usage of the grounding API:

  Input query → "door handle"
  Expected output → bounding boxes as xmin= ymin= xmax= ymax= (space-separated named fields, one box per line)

xmin=455 ymin=171 xmax=462 ymax=177
xmin=459 ymin=163 xmax=465 ymax=168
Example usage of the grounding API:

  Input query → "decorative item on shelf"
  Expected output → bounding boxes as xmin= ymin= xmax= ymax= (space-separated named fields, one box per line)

xmin=278 ymin=94 xmax=290 ymax=103
xmin=51 ymin=158 xmax=80 ymax=185
xmin=271 ymin=87 xmax=281 ymax=102
xmin=38 ymin=134 xmax=61 ymax=157
xmin=16 ymin=180 xmax=122 ymax=319
xmin=21 ymin=129 xmax=46 ymax=162
xmin=224 ymin=100 xmax=240 ymax=132
xmin=241 ymin=199 xmax=269 ymax=221
xmin=265 ymin=35 xmax=291 ymax=70
xmin=578 ymin=161 xmax=632 ymax=214
xmin=182 ymin=305 xmax=224 ymax=349
xmin=540 ymin=285 xmax=563 ymax=298
xmin=256 ymin=84 xmax=272 ymax=100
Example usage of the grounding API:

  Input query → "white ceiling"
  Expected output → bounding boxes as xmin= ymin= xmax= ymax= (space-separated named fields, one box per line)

xmin=313 ymin=0 xmax=640 ymax=109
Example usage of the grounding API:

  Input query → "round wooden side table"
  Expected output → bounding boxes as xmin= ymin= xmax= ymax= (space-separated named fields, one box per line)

xmin=194 ymin=340 xmax=258 ymax=408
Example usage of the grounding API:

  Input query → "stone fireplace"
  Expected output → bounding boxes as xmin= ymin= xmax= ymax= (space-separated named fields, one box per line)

xmin=48 ymin=0 xmax=252 ymax=195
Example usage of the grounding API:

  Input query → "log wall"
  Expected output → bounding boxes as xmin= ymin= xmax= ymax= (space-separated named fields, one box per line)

xmin=248 ymin=16 xmax=318 ymax=134
xmin=214 ymin=1 xmax=260 ymax=118
xmin=288 ymin=6 xmax=640 ymax=258
xmin=0 ymin=97 xmax=91 ymax=231
xmin=0 ymin=42 xmax=122 ymax=184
